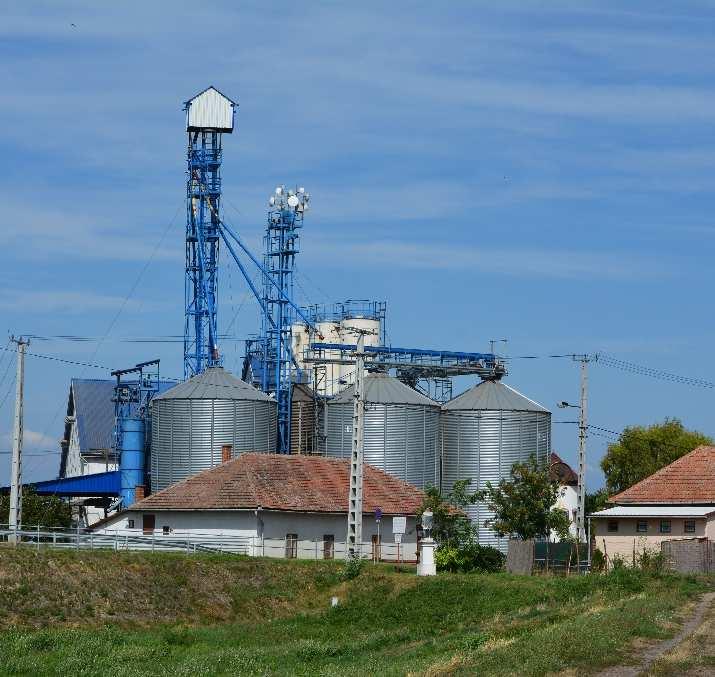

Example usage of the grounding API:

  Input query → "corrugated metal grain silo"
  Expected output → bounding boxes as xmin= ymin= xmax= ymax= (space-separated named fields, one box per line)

xmin=324 ymin=372 xmax=440 ymax=489
xmin=441 ymin=379 xmax=551 ymax=551
xmin=290 ymin=383 xmax=316 ymax=454
xmin=150 ymin=367 xmax=276 ymax=492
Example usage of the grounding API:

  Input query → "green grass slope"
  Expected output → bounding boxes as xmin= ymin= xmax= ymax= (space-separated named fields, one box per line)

xmin=0 ymin=547 xmax=708 ymax=676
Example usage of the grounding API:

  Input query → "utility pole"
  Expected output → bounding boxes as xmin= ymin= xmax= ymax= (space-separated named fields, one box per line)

xmin=346 ymin=332 xmax=366 ymax=559
xmin=9 ymin=336 xmax=28 ymax=544
xmin=575 ymin=354 xmax=591 ymax=543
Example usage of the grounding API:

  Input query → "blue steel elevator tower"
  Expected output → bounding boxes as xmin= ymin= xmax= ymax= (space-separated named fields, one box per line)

xmin=183 ymin=87 xmax=237 ymax=378
xmin=261 ymin=186 xmax=310 ymax=453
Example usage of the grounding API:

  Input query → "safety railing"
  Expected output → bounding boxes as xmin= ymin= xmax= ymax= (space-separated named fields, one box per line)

xmin=0 ymin=525 xmax=417 ymax=562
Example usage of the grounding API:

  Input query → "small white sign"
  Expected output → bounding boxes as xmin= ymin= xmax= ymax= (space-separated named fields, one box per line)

xmin=394 ymin=533 xmax=402 ymax=544
xmin=392 ymin=515 xmax=406 ymax=535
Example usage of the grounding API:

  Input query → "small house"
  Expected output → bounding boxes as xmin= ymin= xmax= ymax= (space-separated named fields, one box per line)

xmin=590 ymin=445 xmax=715 ymax=562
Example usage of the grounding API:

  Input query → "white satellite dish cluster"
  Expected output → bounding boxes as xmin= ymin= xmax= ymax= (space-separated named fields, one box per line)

xmin=268 ymin=185 xmax=310 ymax=213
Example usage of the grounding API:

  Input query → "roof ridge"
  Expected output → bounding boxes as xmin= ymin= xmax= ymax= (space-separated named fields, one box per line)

xmin=130 ymin=453 xmax=427 ymax=514
xmin=610 ymin=445 xmax=715 ymax=503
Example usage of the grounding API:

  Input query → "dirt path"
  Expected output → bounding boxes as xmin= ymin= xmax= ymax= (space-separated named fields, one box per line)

xmin=596 ymin=592 xmax=715 ymax=677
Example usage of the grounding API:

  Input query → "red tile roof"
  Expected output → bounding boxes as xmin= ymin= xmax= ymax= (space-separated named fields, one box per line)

xmin=610 ymin=445 xmax=715 ymax=504
xmin=131 ymin=453 xmax=427 ymax=515
xmin=550 ymin=452 xmax=578 ymax=486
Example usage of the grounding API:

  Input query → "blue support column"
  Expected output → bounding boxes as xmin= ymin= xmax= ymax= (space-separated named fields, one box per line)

xmin=182 ymin=87 xmax=237 ymax=378
xmin=243 ymin=187 xmax=309 ymax=452
xmin=118 ymin=417 xmax=146 ymax=507
xmin=184 ymin=130 xmax=222 ymax=378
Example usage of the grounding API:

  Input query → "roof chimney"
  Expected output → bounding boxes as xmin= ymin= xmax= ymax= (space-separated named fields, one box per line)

xmin=221 ymin=445 xmax=233 ymax=464
xmin=134 ymin=485 xmax=145 ymax=502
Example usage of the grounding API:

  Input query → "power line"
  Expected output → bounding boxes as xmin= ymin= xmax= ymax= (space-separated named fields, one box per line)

xmin=597 ymin=353 xmax=715 ymax=389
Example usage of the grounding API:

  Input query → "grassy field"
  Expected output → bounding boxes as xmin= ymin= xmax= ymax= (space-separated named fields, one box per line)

xmin=0 ymin=547 xmax=708 ymax=676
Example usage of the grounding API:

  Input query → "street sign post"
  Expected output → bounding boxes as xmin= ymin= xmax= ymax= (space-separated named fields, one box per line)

xmin=375 ymin=508 xmax=382 ymax=562
xmin=392 ymin=516 xmax=406 ymax=565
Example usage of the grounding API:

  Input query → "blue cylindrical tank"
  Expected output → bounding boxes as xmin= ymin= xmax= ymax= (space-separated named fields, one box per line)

xmin=119 ymin=416 xmax=146 ymax=508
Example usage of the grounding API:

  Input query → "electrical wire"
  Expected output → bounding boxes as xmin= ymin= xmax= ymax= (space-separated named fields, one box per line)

xmin=598 ymin=353 xmax=715 ymax=389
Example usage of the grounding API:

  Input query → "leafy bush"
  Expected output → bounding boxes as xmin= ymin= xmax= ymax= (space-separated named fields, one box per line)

xmin=435 ymin=543 xmax=505 ymax=573
xmin=637 ymin=548 xmax=666 ymax=574
xmin=340 ymin=556 xmax=364 ymax=581
xmin=591 ymin=548 xmax=606 ymax=573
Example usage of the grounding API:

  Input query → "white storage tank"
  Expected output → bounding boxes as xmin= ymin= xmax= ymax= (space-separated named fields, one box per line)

xmin=324 ymin=372 xmax=440 ymax=489
xmin=441 ymin=379 xmax=551 ymax=551
xmin=150 ymin=367 xmax=276 ymax=492
xmin=315 ymin=321 xmax=343 ymax=397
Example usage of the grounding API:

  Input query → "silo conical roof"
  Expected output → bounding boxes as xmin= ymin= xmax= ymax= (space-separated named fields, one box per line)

xmin=443 ymin=379 xmax=549 ymax=413
xmin=154 ymin=367 xmax=273 ymax=402
xmin=331 ymin=372 xmax=438 ymax=407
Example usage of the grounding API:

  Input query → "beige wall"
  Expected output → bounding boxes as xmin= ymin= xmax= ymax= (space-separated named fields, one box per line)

xmin=593 ymin=516 xmax=709 ymax=563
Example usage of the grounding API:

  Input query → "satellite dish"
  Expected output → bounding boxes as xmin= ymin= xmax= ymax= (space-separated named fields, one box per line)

xmin=269 ymin=196 xmax=276 ymax=206
xmin=287 ymin=195 xmax=299 ymax=208
xmin=275 ymin=186 xmax=283 ymax=196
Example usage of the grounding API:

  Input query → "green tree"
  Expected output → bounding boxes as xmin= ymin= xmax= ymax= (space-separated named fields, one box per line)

xmin=478 ymin=458 xmax=570 ymax=541
xmin=420 ymin=481 xmax=506 ymax=573
xmin=419 ymin=479 xmax=478 ymax=546
xmin=600 ymin=418 xmax=712 ymax=495
xmin=0 ymin=487 xmax=72 ymax=528
xmin=585 ymin=488 xmax=610 ymax=515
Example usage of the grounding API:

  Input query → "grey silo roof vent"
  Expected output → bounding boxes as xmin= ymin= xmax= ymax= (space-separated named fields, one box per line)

xmin=443 ymin=379 xmax=550 ymax=413
xmin=154 ymin=367 xmax=273 ymax=402
xmin=330 ymin=372 xmax=439 ymax=407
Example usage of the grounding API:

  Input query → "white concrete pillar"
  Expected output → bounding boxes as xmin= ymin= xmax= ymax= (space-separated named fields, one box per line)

xmin=417 ymin=538 xmax=436 ymax=576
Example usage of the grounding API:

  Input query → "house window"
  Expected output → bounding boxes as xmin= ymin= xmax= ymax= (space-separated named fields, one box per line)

xmin=127 ymin=519 xmax=135 ymax=529
xmin=607 ymin=520 xmax=619 ymax=533
xmin=323 ymin=535 xmax=335 ymax=560
xmin=660 ymin=520 xmax=671 ymax=534
xmin=162 ymin=526 xmax=171 ymax=535
xmin=684 ymin=520 xmax=696 ymax=534
xmin=285 ymin=533 xmax=298 ymax=559
xmin=142 ymin=514 xmax=155 ymax=534
xmin=636 ymin=521 xmax=648 ymax=533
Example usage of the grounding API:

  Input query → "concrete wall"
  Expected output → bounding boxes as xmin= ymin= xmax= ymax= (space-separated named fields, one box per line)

xmin=593 ymin=516 xmax=709 ymax=562
xmin=93 ymin=509 xmax=418 ymax=561
xmin=554 ymin=485 xmax=578 ymax=540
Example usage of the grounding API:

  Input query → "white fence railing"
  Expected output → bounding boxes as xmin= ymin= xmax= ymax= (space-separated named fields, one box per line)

xmin=0 ymin=525 xmax=417 ymax=562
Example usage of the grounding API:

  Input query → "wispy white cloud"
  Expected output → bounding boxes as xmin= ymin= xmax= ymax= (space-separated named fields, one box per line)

xmin=303 ymin=238 xmax=666 ymax=280
xmin=0 ymin=289 xmax=157 ymax=314
xmin=0 ymin=198 xmax=183 ymax=263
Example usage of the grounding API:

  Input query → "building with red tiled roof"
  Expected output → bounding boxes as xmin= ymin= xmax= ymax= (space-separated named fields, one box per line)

xmin=591 ymin=446 xmax=715 ymax=564
xmin=92 ymin=454 xmax=428 ymax=561
xmin=550 ymin=453 xmax=578 ymax=539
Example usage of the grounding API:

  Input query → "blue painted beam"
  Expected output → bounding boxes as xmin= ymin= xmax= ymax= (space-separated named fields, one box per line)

xmin=29 ymin=471 xmax=121 ymax=497
xmin=310 ymin=343 xmax=497 ymax=362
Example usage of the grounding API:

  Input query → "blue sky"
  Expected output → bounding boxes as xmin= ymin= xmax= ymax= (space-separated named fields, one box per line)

xmin=1 ymin=1 xmax=714 ymax=488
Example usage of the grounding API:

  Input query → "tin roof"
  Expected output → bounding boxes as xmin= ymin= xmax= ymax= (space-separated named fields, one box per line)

xmin=609 ymin=446 xmax=715 ymax=505
xmin=154 ymin=367 xmax=273 ymax=403
xmin=443 ymin=379 xmax=550 ymax=413
xmin=184 ymin=86 xmax=236 ymax=132
xmin=330 ymin=373 xmax=438 ymax=407
xmin=129 ymin=453 xmax=426 ymax=516
xmin=71 ymin=379 xmax=116 ymax=451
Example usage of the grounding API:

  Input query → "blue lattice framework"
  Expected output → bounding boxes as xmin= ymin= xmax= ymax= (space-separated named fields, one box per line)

xmin=183 ymin=87 xmax=237 ymax=378
xmin=252 ymin=187 xmax=310 ymax=452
